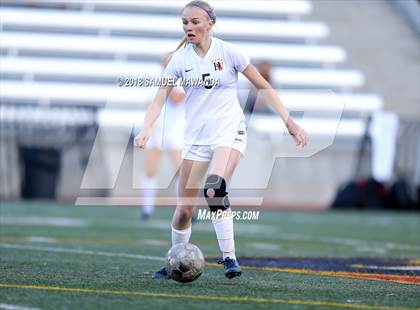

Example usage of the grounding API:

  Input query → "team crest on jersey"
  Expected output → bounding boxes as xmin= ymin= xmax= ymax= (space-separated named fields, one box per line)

xmin=212 ymin=58 xmax=224 ymax=71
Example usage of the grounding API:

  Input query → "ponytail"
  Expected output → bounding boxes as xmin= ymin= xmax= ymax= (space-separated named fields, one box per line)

xmin=175 ymin=36 xmax=188 ymax=51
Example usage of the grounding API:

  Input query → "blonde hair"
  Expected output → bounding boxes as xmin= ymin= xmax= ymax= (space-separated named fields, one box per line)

xmin=176 ymin=37 xmax=188 ymax=51
xmin=161 ymin=52 xmax=174 ymax=68
xmin=176 ymin=0 xmax=216 ymax=51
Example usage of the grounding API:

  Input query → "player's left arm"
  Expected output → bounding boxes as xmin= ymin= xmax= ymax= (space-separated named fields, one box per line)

xmin=242 ymin=64 xmax=308 ymax=147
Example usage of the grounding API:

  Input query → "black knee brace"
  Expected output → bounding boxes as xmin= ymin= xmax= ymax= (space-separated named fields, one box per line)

xmin=204 ymin=174 xmax=230 ymax=212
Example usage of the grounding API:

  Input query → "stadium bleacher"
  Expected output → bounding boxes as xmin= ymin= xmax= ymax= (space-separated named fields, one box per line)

xmin=1 ymin=7 xmax=329 ymax=42
xmin=0 ymin=1 xmax=383 ymax=122
xmin=0 ymin=80 xmax=381 ymax=114
xmin=1 ymin=32 xmax=347 ymax=65
xmin=1 ymin=57 xmax=364 ymax=89
xmin=0 ymin=0 xmax=314 ymax=17
xmin=0 ymin=0 xmax=385 ymax=202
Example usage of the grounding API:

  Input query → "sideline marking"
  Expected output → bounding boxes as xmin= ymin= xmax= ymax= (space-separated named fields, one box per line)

xmin=0 ymin=283 xmax=417 ymax=310
xmin=0 ymin=217 xmax=89 ymax=227
xmin=0 ymin=243 xmax=164 ymax=262
xmin=3 ymin=243 xmax=418 ymax=285
xmin=350 ymin=265 xmax=420 ymax=271
xmin=0 ymin=304 xmax=42 ymax=310
xmin=206 ymin=263 xmax=420 ymax=285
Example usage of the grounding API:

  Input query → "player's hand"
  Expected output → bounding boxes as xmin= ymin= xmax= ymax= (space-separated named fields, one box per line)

xmin=286 ymin=117 xmax=308 ymax=147
xmin=133 ymin=126 xmax=152 ymax=149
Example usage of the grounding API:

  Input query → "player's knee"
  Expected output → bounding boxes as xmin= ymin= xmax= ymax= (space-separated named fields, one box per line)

xmin=204 ymin=174 xmax=230 ymax=212
xmin=180 ymin=205 xmax=195 ymax=217
xmin=174 ymin=206 xmax=194 ymax=225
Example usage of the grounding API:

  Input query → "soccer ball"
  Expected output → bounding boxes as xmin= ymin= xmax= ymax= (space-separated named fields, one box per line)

xmin=165 ymin=243 xmax=205 ymax=283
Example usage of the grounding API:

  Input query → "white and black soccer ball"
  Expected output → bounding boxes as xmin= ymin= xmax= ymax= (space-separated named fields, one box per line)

xmin=165 ymin=243 xmax=205 ymax=283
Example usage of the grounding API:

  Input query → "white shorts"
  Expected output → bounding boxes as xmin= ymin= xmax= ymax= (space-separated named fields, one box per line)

xmin=182 ymin=122 xmax=247 ymax=162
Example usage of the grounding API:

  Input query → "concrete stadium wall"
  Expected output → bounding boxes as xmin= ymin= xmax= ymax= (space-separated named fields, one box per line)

xmin=311 ymin=0 xmax=419 ymax=121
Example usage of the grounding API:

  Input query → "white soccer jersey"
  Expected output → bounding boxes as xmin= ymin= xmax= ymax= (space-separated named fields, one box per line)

xmin=162 ymin=37 xmax=250 ymax=146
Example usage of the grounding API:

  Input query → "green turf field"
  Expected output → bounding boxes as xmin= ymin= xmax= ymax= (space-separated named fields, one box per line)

xmin=0 ymin=201 xmax=419 ymax=310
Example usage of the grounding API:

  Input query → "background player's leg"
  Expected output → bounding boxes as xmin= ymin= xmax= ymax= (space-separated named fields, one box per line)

xmin=141 ymin=148 xmax=161 ymax=220
xmin=207 ymin=147 xmax=242 ymax=260
xmin=169 ymin=149 xmax=183 ymax=195
xmin=171 ymin=159 xmax=209 ymax=245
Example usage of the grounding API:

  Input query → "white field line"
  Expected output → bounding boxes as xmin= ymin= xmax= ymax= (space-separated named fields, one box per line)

xmin=282 ymin=214 xmax=411 ymax=227
xmin=0 ymin=243 xmax=164 ymax=262
xmin=140 ymin=219 xmax=277 ymax=235
xmin=1 ymin=215 xmax=416 ymax=252
xmin=247 ymin=242 xmax=280 ymax=250
xmin=0 ymin=216 xmax=89 ymax=227
xmin=0 ymin=304 xmax=42 ymax=310
xmin=24 ymin=237 xmax=57 ymax=243
xmin=141 ymin=239 xmax=168 ymax=246
xmin=278 ymin=233 xmax=418 ymax=251
xmin=354 ymin=246 xmax=388 ymax=254
xmin=109 ymin=218 xmax=418 ymax=251
xmin=352 ymin=265 xmax=420 ymax=271
xmin=2 ymin=235 xmax=169 ymax=247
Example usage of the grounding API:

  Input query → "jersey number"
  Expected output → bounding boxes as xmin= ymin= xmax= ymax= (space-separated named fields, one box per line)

xmin=201 ymin=73 xmax=213 ymax=89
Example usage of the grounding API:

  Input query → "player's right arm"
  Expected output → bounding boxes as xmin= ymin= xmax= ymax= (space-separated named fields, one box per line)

xmin=134 ymin=49 xmax=182 ymax=148
xmin=133 ymin=85 xmax=174 ymax=148
xmin=168 ymin=87 xmax=185 ymax=105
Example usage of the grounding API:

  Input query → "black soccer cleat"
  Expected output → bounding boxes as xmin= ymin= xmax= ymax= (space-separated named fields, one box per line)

xmin=153 ymin=266 xmax=170 ymax=280
xmin=140 ymin=211 xmax=151 ymax=222
xmin=218 ymin=257 xmax=242 ymax=279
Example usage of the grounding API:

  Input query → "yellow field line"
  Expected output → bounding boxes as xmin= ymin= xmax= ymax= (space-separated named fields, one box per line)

xmin=0 ymin=283 xmax=417 ymax=310
xmin=408 ymin=259 xmax=420 ymax=265
xmin=206 ymin=263 xmax=420 ymax=285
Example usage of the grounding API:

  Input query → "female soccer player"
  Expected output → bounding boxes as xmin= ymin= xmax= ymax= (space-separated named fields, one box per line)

xmin=141 ymin=53 xmax=185 ymax=221
xmin=134 ymin=0 xmax=308 ymax=279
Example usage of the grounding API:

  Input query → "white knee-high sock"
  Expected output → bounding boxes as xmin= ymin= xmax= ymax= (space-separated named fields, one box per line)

xmin=171 ymin=225 xmax=192 ymax=245
xmin=141 ymin=176 xmax=158 ymax=215
xmin=212 ymin=216 xmax=236 ymax=260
